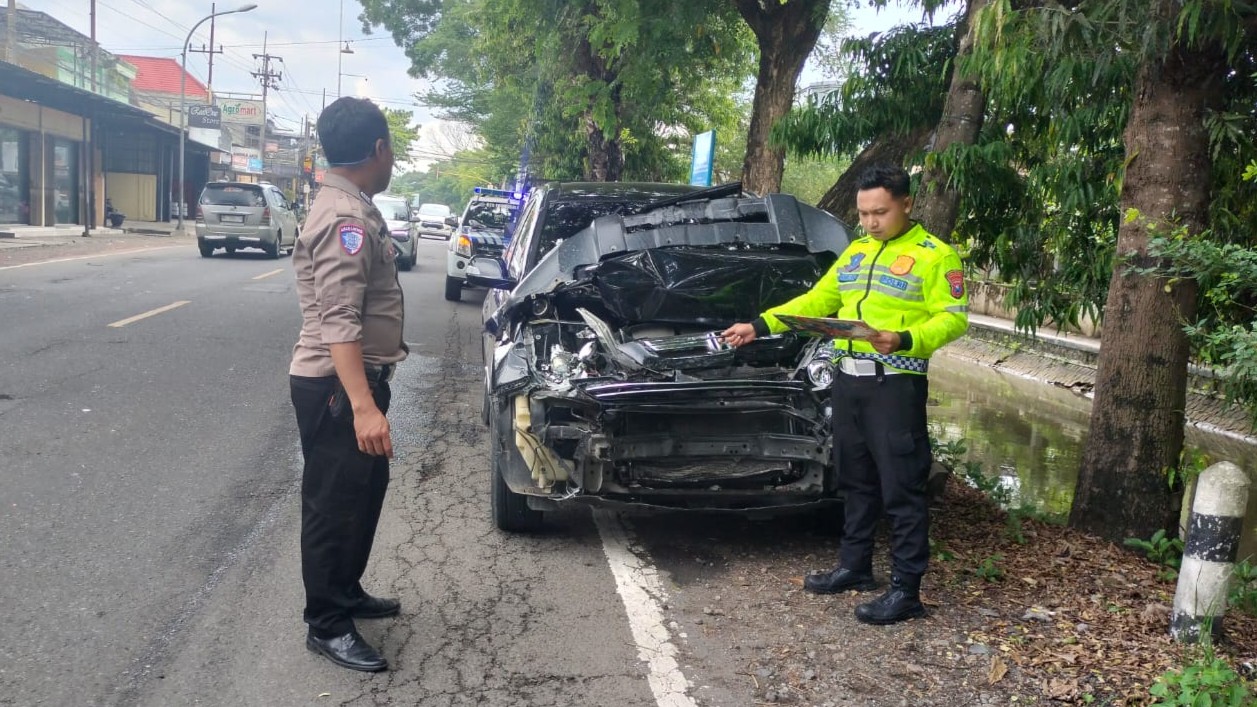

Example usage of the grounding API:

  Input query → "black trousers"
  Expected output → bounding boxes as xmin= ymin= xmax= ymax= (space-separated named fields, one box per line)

xmin=832 ymin=371 xmax=932 ymax=580
xmin=290 ymin=375 xmax=391 ymax=637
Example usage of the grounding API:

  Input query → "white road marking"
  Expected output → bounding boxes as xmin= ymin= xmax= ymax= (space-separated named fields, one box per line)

xmin=107 ymin=300 xmax=191 ymax=328
xmin=251 ymin=268 xmax=285 ymax=280
xmin=0 ymin=245 xmax=182 ymax=271
xmin=594 ymin=510 xmax=698 ymax=707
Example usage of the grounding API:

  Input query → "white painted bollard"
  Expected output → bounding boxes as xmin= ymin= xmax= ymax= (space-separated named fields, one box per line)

xmin=1170 ymin=461 xmax=1252 ymax=642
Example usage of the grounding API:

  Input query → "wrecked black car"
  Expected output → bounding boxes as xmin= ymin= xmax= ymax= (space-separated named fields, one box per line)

xmin=474 ymin=183 xmax=853 ymax=530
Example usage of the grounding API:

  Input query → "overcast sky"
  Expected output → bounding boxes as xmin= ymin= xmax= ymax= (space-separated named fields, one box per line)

xmin=38 ymin=0 xmax=952 ymax=167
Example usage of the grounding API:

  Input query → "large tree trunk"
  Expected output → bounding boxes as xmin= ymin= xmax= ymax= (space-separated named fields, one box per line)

xmin=584 ymin=114 xmax=624 ymax=182
xmin=913 ymin=0 xmax=987 ymax=242
xmin=574 ymin=35 xmax=624 ymax=182
xmin=817 ymin=126 xmax=933 ymax=225
xmin=735 ymin=0 xmax=827 ymax=195
xmin=1069 ymin=41 xmax=1225 ymax=543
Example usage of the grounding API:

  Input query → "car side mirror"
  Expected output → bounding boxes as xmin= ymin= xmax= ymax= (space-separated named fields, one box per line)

xmin=466 ymin=255 xmax=516 ymax=290
xmin=445 ymin=216 xmax=459 ymax=228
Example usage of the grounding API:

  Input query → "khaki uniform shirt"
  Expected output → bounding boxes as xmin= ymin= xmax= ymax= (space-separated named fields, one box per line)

xmin=289 ymin=173 xmax=407 ymax=377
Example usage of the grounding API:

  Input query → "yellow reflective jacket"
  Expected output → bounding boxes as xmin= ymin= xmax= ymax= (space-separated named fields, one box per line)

xmin=759 ymin=223 xmax=969 ymax=375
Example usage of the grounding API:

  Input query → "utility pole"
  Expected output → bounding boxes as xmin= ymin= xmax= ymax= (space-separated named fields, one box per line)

xmin=188 ymin=3 xmax=224 ymax=88
xmin=251 ymin=31 xmax=281 ymax=177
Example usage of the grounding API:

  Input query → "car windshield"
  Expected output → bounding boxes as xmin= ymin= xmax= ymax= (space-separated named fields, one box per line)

xmin=463 ymin=203 xmax=511 ymax=231
xmin=418 ymin=204 xmax=451 ymax=217
xmin=373 ymin=197 xmax=409 ymax=221
xmin=538 ymin=200 xmax=655 ymax=255
xmin=201 ymin=185 xmax=264 ymax=207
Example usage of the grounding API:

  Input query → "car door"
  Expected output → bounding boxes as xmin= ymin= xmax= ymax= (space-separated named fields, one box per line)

xmin=268 ymin=189 xmax=295 ymax=243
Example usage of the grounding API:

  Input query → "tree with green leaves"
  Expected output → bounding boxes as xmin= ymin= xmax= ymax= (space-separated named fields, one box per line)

xmin=359 ymin=0 xmax=753 ymax=183
xmin=778 ymin=0 xmax=1257 ymax=543
xmin=733 ymin=0 xmax=831 ymax=195
xmin=383 ymin=108 xmax=420 ymax=167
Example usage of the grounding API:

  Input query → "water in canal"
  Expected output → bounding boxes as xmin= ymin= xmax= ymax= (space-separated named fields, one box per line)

xmin=927 ymin=354 xmax=1257 ymax=560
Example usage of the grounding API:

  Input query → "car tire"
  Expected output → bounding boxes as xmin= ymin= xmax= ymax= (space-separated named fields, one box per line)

xmin=199 ymin=243 xmax=214 ymax=258
xmin=490 ymin=399 xmax=544 ymax=533
xmin=444 ymin=275 xmax=462 ymax=302
xmin=398 ymin=253 xmax=413 ymax=271
xmin=286 ymin=228 xmax=298 ymax=255
xmin=266 ymin=231 xmax=281 ymax=259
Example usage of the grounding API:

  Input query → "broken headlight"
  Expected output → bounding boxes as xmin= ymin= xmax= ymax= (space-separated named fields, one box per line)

xmin=802 ymin=343 xmax=835 ymax=391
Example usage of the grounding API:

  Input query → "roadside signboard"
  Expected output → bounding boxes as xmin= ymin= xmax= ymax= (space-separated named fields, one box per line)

xmin=689 ymin=130 xmax=716 ymax=187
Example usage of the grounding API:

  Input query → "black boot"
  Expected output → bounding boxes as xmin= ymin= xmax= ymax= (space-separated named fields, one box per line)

xmin=803 ymin=565 xmax=879 ymax=594
xmin=854 ymin=575 xmax=925 ymax=625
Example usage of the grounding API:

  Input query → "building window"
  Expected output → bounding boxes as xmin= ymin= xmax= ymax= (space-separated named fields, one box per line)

xmin=0 ymin=127 xmax=30 ymax=225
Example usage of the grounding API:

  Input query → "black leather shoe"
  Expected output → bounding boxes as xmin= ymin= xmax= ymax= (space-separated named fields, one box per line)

xmin=306 ymin=630 xmax=388 ymax=672
xmin=854 ymin=576 xmax=926 ymax=625
xmin=803 ymin=566 xmax=879 ymax=594
xmin=351 ymin=595 xmax=401 ymax=619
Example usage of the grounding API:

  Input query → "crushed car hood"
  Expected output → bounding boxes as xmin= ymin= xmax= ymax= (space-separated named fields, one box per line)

xmin=499 ymin=193 xmax=852 ymax=326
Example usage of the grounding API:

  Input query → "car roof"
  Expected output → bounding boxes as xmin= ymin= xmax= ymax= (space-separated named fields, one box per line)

xmin=541 ymin=181 xmax=703 ymax=203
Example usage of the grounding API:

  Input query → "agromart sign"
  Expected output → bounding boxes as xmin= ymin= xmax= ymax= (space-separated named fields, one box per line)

xmin=215 ymin=99 xmax=264 ymax=124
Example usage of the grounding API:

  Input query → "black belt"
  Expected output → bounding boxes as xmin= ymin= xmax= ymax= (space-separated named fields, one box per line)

xmin=365 ymin=364 xmax=394 ymax=384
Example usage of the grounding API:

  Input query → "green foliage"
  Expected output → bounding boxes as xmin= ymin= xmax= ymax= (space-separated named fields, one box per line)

xmin=1124 ymin=529 xmax=1184 ymax=582
xmin=383 ymin=108 xmax=420 ymax=163
xmin=1149 ymin=646 xmax=1254 ymax=707
xmin=1229 ymin=559 xmax=1257 ymax=617
xmin=358 ymin=0 xmax=755 ymax=182
xmin=781 ymin=154 xmax=850 ymax=206
xmin=930 ymin=537 xmax=956 ymax=563
xmin=975 ymin=554 xmax=1004 ymax=582
xmin=772 ymin=21 xmax=956 ymax=159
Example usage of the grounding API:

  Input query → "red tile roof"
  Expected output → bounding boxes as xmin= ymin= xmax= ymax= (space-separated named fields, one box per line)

xmin=117 ymin=55 xmax=210 ymax=99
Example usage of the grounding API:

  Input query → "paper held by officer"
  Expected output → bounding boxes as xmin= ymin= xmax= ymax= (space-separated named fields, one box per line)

xmin=773 ymin=314 xmax=877 ymax=341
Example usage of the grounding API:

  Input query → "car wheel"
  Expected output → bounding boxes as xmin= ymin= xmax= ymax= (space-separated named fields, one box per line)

xmin=444 ymin=275 xmax=462 ymax=302
xmin=287 ymin=228 xmax=298 ymax=255
xmin=490 ymin=399 xmax=544 ymax=532
xmin=199 ymin=243 xmax=214 ymax=258
xmin=266 ymin=231 xmax=281 ymax=259
xmin=398 ymin=253 xmax=413 ymax=271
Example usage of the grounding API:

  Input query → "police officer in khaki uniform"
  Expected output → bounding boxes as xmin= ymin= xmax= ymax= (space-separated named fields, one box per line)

xmin=289 ymin=97 xmax=406 ymax=672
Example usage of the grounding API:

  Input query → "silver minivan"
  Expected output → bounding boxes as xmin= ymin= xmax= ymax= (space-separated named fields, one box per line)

xmin=196 ymin=182 xmax=299 ymax=258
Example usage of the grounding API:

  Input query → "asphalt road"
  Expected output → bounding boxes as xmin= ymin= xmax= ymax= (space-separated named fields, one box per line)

xmin=0 ymin=238 xmax=771 ymax=707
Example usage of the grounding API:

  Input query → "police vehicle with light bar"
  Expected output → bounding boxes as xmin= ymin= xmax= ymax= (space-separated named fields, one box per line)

xmin=445 ymin=187 xmax=524 ymax=302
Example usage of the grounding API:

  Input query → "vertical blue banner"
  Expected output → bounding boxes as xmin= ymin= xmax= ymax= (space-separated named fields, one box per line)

xmin=689 ymin=130 xmax=716 ymax=187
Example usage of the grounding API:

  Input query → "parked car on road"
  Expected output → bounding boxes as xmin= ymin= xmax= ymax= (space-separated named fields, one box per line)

xmin=196 ymin=182 xmax=298 ymax=258
xmin=414 ymin=202 xmax=455 ymax=240
xmin=445 ymin=190 xmax=515 ymax=301
xmin=472 ymin=182 xmax=854 ymax=531
xmin=373 ymin=193 xmax=417 ymax=271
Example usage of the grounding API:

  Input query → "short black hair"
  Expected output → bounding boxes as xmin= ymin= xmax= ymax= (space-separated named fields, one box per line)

xmin=856 ymin=164 xmax=911 ymax=199
xmin=317 ymin=97 xmax=389 ymax=166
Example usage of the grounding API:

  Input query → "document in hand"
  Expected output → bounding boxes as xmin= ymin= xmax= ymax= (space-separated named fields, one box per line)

xmin=773 ymin=314 xmax=877 ymax=341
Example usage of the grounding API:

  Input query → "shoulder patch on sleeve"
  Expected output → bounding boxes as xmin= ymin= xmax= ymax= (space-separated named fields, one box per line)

xmin=339 ymin=224 xmax=365 ymax=255
xmin=945 ymin=270 xmax=965 ymax=299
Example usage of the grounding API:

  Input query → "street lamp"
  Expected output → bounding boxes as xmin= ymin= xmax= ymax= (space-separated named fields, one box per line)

xmin=177 ymin=3 xmax=258 ymax=233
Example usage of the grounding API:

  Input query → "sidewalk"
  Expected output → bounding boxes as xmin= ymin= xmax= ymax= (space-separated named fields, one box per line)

xmin=0 ymin=220 xmax=194 ymax=267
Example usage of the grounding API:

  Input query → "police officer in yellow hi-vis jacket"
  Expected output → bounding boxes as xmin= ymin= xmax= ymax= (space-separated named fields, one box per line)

xmin=723 ymin=164 xmax=968 ymax=625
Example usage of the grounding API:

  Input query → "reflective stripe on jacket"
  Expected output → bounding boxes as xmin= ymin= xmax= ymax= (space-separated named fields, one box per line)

xmin=761 ymin=223 xmax=969 ymax=374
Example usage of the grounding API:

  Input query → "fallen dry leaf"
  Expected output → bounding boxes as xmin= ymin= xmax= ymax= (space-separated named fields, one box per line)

xmin=988 ymin=656 xmax=1008 ymax=685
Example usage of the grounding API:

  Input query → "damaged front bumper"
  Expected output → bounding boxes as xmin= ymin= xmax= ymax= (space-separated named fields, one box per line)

xmin=495 ymin=376 xmax=835 ymax=511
